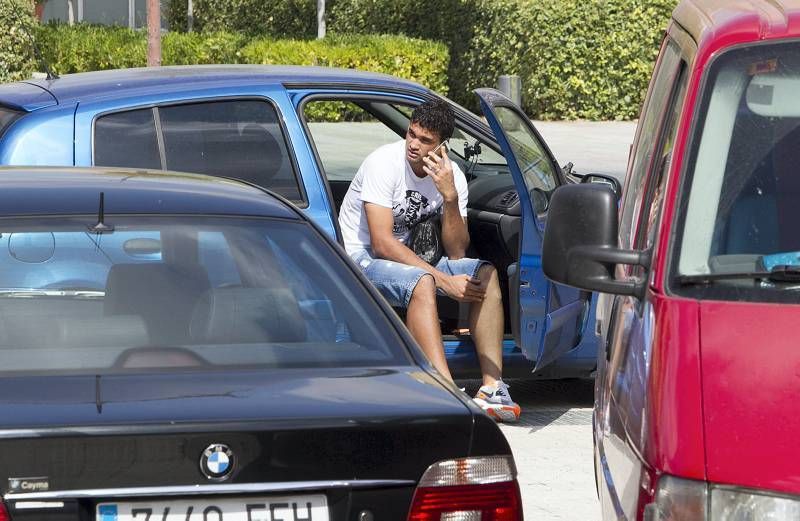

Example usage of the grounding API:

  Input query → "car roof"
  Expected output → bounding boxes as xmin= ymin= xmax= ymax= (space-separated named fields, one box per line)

xmin=14 ymin=65 xmax=431 ymax=109
xmin=0 ymin=166 xmax=302 ymax=219
xmin=674 ymin=0 xmax=800 ymax=47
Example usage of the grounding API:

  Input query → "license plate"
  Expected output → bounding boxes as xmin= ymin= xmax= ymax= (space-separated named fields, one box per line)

xmin=96 ymin=494 xmax=328 ymax=521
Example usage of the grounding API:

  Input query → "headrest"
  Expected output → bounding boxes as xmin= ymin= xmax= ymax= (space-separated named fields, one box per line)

xmin=105 ymin=263 xmax=211 ymax=344
xmin=190 ymin=288 xmax=306 ymax=344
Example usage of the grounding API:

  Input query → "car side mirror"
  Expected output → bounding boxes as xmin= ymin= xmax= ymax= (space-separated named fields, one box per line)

xmin=542 ymin=184 xmax=649 ymax=298
xmin=580 ymin=173 xmax=622 ymax=200
xmin=530 ymin=187 xmax=549 ymax=214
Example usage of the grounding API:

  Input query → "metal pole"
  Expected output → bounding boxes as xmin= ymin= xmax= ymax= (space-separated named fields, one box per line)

xmin=187 ymin=0 xmax=193 ymax=32
xmin=317 ymin=0 xmax=325 ymax=39
xmin=497 ymin=75 xmax=522 ymax=107
xmin=147 ymin=0 xmax=161 ymax=67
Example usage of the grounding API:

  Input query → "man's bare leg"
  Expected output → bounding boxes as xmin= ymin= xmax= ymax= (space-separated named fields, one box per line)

xmin=406 ymin=274 xmax=454 ymax=382
xmin=469 ymin=264 xmax=504 ymax=386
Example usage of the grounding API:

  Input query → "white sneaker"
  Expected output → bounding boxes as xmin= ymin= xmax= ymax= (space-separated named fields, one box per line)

xmin=473 ymin=380 xmax=521 ymax=422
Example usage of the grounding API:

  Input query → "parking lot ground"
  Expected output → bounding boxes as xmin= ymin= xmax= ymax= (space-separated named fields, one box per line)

xmin=533 ymin=120 xmax=637 ymax=183
xmin=461 ymin=379 xmax=599 ymax=521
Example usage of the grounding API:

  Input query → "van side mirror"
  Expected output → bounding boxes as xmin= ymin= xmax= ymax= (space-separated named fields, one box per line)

xmin=580 ymin=173 xmax=622 ymax=200
xmin=542 ymin=184 xmax=649 ymax=298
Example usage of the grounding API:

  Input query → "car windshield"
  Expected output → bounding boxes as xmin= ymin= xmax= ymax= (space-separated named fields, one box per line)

xmin=0 ymin=215 xmax=406 ymax=375
xmin=675 ymin=41 xmax=800 ymax=300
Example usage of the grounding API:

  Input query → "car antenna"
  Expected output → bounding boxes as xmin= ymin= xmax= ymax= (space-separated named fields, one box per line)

xmin=11 ymin=7 xmax=58 ymax=80
xmin=88 ymin=192 xmax=114 ymax=233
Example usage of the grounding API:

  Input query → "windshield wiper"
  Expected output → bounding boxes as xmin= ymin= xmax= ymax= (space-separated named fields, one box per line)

xmin=676 ymin=265 xmax=800 ymax=285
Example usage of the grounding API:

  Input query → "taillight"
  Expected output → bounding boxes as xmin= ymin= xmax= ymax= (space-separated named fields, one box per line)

xmin=0 ymin=501 xmax=10 ymax=521
xmin=407 ymin=455 xmax=522 ymax=521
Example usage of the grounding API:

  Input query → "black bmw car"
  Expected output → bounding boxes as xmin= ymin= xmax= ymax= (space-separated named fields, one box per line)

xmin=0 ymin=168 xmax=520 ymax=521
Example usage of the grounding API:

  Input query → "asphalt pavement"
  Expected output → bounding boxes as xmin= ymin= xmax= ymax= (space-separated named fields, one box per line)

xmin=458 ymin=120 xmax=635 ymax=521
xmin=461 ymin=378 xmax=599 ymax=521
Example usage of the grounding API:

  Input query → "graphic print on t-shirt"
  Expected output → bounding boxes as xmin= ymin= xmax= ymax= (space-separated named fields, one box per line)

xmin=392 ymin=190 xmax=436 ymax=235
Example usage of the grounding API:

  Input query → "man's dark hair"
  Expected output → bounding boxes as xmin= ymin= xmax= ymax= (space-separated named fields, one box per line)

xmin=410 ymin=99 xmax=455 ymax=142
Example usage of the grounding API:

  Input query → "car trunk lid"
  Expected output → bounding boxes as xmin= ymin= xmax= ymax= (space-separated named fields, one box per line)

xmin=0 ymin=367 xmax=474 ymax=520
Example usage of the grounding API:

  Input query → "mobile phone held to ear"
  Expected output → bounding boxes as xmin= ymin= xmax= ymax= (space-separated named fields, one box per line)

xmin=430 ymin=140 xmax=449 ymax=157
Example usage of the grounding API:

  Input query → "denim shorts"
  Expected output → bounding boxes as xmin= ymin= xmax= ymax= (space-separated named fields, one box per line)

xmin=350 ymin=249 xmax=489 ymax=308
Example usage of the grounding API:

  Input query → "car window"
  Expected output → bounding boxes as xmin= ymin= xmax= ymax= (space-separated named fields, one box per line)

xmin=303 ymin=98 xmax=509 ymax=186
xmin=159 ymin=100 xmax=302 ymax=202
xmin=489 ymin=106 xmax=558 ymax=193
xmin=0 ymin=106 xmax=22 ymax=138
xmin=304 ymin=100 xmax=401 ymax=181
xmin=198 ymin=231 xmax=242 ymax=288
xmin=95 ymin=109 xmax=161 ymax=170
xmin=0 ymin=216 xmax=405 ymax=375
xmin=673 ymin=40 xmax=800 ymax=302
xmin=391 ymin=103 xmax=508 ymax=169
xmin=619 ymin=40 xmax=682 ymax=250
xmin=94 ymin=101 xmax=303 ymax=203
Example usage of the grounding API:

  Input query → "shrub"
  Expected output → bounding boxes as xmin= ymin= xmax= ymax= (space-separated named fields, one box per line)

xmin=162 ymin=31 xmax=248 ymax=65
xmin=241 ymin=34 xmax=448 ymax=91
xmin=34 ymin=24 xmax=248 ymax=73
xmin=0 ymin=0 xmax=37 ymax=83
xmin=327 ymin=0 xmax=677 ymax=119
xmin=31 ymin=25 xmax=449 ymax=122
xmin=241 ymin=34 xmax=449 ymax=121
xmin=35 ymin=23 xmax=145 ymax=74
xmin=165 ymin=0 xmax=316 ymax=37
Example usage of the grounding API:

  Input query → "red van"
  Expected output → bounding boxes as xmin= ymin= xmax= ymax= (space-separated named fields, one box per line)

xmin=542 ymin=0 xmax=800 ymax=519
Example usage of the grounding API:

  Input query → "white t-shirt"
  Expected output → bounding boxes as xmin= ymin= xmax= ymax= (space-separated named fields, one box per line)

xmin=339 ymin=140 xmax=469 ymax=255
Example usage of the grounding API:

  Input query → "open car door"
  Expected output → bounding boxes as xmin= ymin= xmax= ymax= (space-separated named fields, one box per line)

xmin=474 ymin=88 xmax=589 ymax=371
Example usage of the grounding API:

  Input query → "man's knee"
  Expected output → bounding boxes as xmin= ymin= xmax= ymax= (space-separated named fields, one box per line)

xmin=410 ymin=273 xmax=436 ymax=305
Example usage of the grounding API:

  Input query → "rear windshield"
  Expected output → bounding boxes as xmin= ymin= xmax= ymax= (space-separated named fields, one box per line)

xmin=0 ymin=106 xmax=22 ymax=138
xmin=0 ymin=216 xmax=406 ymax=375
xmin=673 ymin=41 xmax=800 ymax=302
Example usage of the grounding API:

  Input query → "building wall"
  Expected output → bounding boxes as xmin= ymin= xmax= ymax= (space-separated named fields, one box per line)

xmin=38 ymin=0 xmax=163 ymax=29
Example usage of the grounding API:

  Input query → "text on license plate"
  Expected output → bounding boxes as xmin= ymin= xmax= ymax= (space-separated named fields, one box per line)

xmin=96 ymin=494 xmax=328 ymax=521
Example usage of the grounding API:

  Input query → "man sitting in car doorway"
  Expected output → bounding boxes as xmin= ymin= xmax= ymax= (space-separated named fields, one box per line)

xmin=338 ymin=99 xmax=520 ymax=422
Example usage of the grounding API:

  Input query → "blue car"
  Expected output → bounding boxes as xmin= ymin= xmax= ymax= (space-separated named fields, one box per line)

xmin=0 ymin=66 xmax=597 ymax=379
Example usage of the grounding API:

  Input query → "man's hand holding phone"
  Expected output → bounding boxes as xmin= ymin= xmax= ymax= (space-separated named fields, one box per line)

xmin=423 ymin=142 xmax=458 ymax=203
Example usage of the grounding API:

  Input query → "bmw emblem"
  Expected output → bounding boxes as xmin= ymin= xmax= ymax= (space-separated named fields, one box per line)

xmin=200 ymin=444 xmax=235 ymax=481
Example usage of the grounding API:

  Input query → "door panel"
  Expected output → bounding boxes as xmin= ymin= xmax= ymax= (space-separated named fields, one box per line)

xmin=474 ymin=89 xmax=585 ymax=371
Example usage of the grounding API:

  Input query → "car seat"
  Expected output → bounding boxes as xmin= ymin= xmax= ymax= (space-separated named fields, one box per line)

xmin=189 ymin=287 xmax=306 ymax=344
xmin=104 ymin=263 xmax=211 ymax=344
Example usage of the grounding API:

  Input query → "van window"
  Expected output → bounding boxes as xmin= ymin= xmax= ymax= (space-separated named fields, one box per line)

xmin=638 ymin=66 xmax=688 ymax=251
xmin=619 ymin=41 xmax=682 ymax=250
xmin=674 ymin=41 xmax=800 ymax=302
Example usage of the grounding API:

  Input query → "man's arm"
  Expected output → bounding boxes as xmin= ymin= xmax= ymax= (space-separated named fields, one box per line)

xmin=423 ymin=148 xmax=469 ymax=259
xmin=365 ymin=203 xmax=483 ymax=302
xmin=440 ymin=200 xmax=469 ymax=260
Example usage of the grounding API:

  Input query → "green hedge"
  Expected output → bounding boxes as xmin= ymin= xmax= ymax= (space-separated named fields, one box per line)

xmin=33 ymin=26 xmax=449 ymax=120
xmin=165 ymin=0 xmax=316 ymax=37
xmin=241 ymin=34 xmax=448 ymax=92
xmin=241 ymin=34 xmax=449 ymax=121
xmin=165 ymin=0 xmax=677 ymax=119
xmin=0 ymin=0 xmax=37 ymax=83
xmin=34 ymin=24 xmax=249 ymax=73
xmin=34 ymin=24 xmax=447 ymax=84
xmin=328 ymin=0 xmax=677 ymax=120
